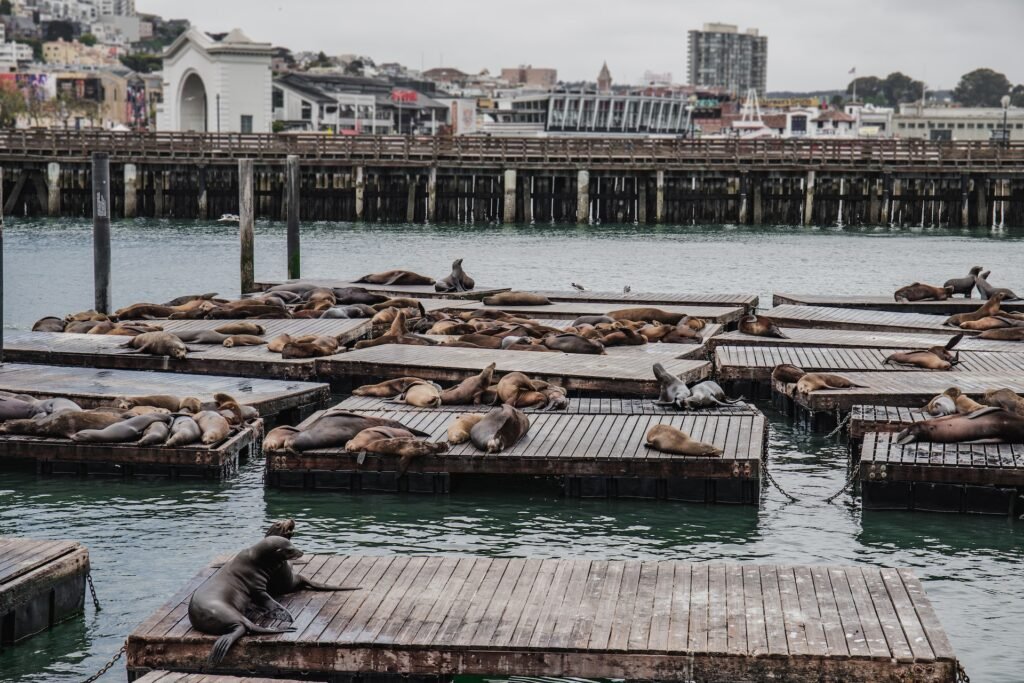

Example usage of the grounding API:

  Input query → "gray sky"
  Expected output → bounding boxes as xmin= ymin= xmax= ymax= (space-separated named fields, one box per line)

xmin=137 ymin=0 xmax=1024 ymax=92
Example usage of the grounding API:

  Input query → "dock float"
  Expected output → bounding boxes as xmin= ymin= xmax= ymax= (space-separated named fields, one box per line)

xmin=774 ymin=292 xmax=1024 ymax=315
xmin=135 ymin=673 xmax=309 ymax=683
xmin=762 ymin=305 xmax=966 ymax=335
xmin=252 ymin=277 xmax=509 ymax=300
xmin=0 ymin=536 xmax=89 ymax=647
xmin=537 ymin=289 xmax=759 ymax=312
xmin=124 ymin=555 xmax=958 ymax=683
xmin=706 ymin=327 xmax=1021 ymax=354
xmin=268 ymin=408 xmax=764 ymax=501
xmin=860 ymin=432 xmax=1022 ymax=515
xmin=335 ymin=395 xmax=760 ymax=415
xmin=0 ymin=363 xmax=329 ymax=423
xmin=317 ymin=345 xmax=711 ymax=396
xmin=461 ymin=301 xmax=746 ymax=325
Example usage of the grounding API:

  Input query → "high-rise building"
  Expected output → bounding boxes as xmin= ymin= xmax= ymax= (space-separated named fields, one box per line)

xmin=687 ymin=23 xmax=767 ymax=95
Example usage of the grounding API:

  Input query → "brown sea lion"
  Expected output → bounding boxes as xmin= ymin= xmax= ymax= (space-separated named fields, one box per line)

xmin=638 ymin=322 xmax=672 ymax=342
xmin=452 ymin=333 xmax=503 ymax=349
xmin=925 ymin=394 xmax=957 ymax=417
xmin=105 ymin=324 xmax=163 ymax=336
xmin=600 ymin=327 xmax=647 ymax=347
xmin=771 ymin=364 xmax=807 ymax=384
xmin=645 ymin=424 xmax=722 ymax=456
xmin=330 ymin=287 xmax=389 ymax=305
xmin=355 ymin=270 xmax=435 ymax=286
xmin=896 ymin=407 xmax=1024 ymax=444
xmin=429 ymin=320 xmax=478 ymax=335
xmin=369 ymin=437 xmax=449 ymax=474
xmin=123 ymin=406 xmax=172 ymax=417
xmin=121 ymin=331 xmax=189 ymax=359
xmin=195 ymin=410 xmax=232 ymax=445
xmin=344 ymin=426 xmax=417 ymax=453
xmin=608 ymin=307 xmax=684 ymax=325
xmin=434 ymin=258 xmax=475 ymax=293
xmin=85 ymin=321 xmax=116 ymax=335
xmin=138 ymin=420 xmax=170 ymax=446
xmin=214 ymin=322 xmax=266 ymax=336
xmin=883 ymin=335 xmax=962 ymax=370
xmin=653 ymin=362 xmax=691 ymax=407
xmin=739 ymin=315 xmax=787 ymax=339
xmin=286 ymin=411 xmax=429 ymax=453
xmin=371 ymin=298 xmax=427 ymax=314
xmin=893 ymin=283 xmax=952 ymax=303
xmin=163 ymin=292 xmax=219 ymax=307
xmin=542 ymin=333 xmax=605 ymax=355
xmin=447 ymin=414 xmax=486 ymax=443
xmin=114 ymin=303 xmax=175 ymax=319
xmin=352 ymin=377 xmax=431 ymax=398
xmin=981 ymin=388 xmax=1024 ymax=417
xmin=0 ymin=410 xmax=124 ymax=438
xmin=943 ymin=267 xmax=983 ymax=298
xmin=223 ymin=335 xmax=266 ymax=348
xmin=469 ymin=404 xmax=530 ymax=453
xmin=959 ymin=317 xmax=1014 ymax=331
xmin=794 ymin=373 xmax=866 ymax=395
xmin=392 ymin=381 xmax=443 ymax=408
xmin=173 ymin=329 xmax=232 ymax=344
xmin=66 ymin=310 xmax=109 ymax=323
xmin=116 ymin=394 xmax=182 ymax=412
xmin=441 ymin=363 xmax=497 ymax=405
xmin=978 ymin=327 xmax=1024 ymax=341
xmin=71 ymin=413 xmax=173 ymax=443
xmin=482 ymin=292 xmax=552 ymax=306
xmin=942 ymin=387 xmax=986 ymax=414
xmin=371 ymin=306 xmax=421 ymax=326
xmin=263 ymin=425 xmax=300 ymax=451
xmin=945 ymin=292 xmax=1008 ymax=327
xmin=495 ymin=372 xmax=545 ymax=408
xmin=974 ymin=270 xmax=1020 ymax=301
xmin=32 ymin=316 xmax=66 ymax=332
xmin=179 ymin=396 xmax=203 ymax=414
xmin=281 ymin=336 xmax=342 ymax=359
xmin=65 ymin=320 xmax=104 ymax=334
xmin=267 ymin=333 xmax=296 ymax=353
xmin=165 ymin=415 xmax=202 ymax=447
xmin=571 ymin=315 xmax=615 ymax=327
xmin=213 ymin=393 xmax=249 ymax=425
xmin=661 ymin=318 xmax=702 ymax=344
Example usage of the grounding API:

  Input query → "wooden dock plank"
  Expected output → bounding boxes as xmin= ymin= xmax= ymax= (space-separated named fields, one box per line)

xmin=766 ymin=304 xmax=958 ymax=334
xmin=538 ymin=290 xmax=758 ymax=312
xmin=136 ymin=673 xmax=312 ymax=683
xmin=460 ymin=301 xmax=745 ymax=324
xmin=336 ymin=395 xmax=759 ymax=416
xmin=707 ymin=327 xmax=1023 ymax=354
xmin=253 ymin=277 xmax=508 ymax=300
xmin=774 ymin=292 xmax=1024 ymax=315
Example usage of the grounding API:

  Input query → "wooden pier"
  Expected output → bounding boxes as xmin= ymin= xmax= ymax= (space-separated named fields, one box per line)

xmin=251 ymin=277 xmax=507 ymax=300
xmin=762 ymin=305 xmax=961 ymax=334
xmin=124 ymin=554 xmax=958 ymax=682
xmin=774 ymin=292 xmax=1024 ymax=315
xmin=317 ymin=345 xmax=711 ymax=396
xmin=860 ymin=432 xmax=1022 ymax=515
xmin=462 ymin=301 xmax=745 ymax=325
xmin=537 ymin=290 xmax=759 ymax=312
xmin=0 ymin=363 xmax=329 ymax=423
xmin=706 ymin=327 xmax=1021 ymax=354
xmin=850 ymin=405 xmax=930 ymax=442
xmin=335 ymin=395 xmax=760 ymax=415
xmin=0 ymin=536 xmax=90 ymax=647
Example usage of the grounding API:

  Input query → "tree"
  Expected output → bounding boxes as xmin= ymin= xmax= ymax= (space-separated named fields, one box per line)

xmin=954 ymin=68 xmax=1012 ymax=106
xmin=881 ymin=72 xmax=923 ymax=106
xmin=0 ymin=83 xmax=27 ymax=128
xmin=846 ymin=76 xmax=885 ymax=105
xmin=120 ymin=53 xmax=162 ymax=73
xmin=1011 ymin=84 xmax=1024 ymax=108
xmin=79 ymin=33 xmax=97 ymax=47
xmin=45 ymin=20 xmax=75 ymax=42
xmin=0 ymin=0 xmax=13 ymax=15
xmin=310 ymin=51 xmax=332 ymax=68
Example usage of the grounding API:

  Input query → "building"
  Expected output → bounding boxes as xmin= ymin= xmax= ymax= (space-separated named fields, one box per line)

xmin=157 ymin=27 xmax=273 ymax=133
xmin=0 ymin=26 xmax=34 ymax=71
xmin=893 ymin=104 xmax=1024 ymax=142
xmin=97 ymin=0 xmax=135 ymax=16
xmin=547 ymin=88 xmax=693 ymax=135
xmin=642 ymin=70 xmax=673 ymax=85
xmin=500 ymin=65 xmax=557 ymax=88
xmin=687 ymin=23 xmax=767 ymax=95
xmin=596 ymin=61 xmax=611 ymax=93
xmin=43 ymin=38 xmax=120 ymax=66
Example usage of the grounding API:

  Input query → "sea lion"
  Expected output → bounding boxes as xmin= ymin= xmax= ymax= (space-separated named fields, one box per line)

xmin=600 ymin=327 xmax=647 ymax=347
xmin=322 ymin=304 xmax=377 ymax=319
xmin=0 ymin=396 xmax=41 ymax=420
xmin=978 ymin=327 xmax=1024 ymax=341
xmin=123 ymin=406 xmax=171 ymax=417
xmin=945 ymin=292 xmax=1007 ymax=327
xmin=680 ymin=381 xmax=743 ymax=410
xmin=794 ymin=373 xmax=866 ymax=395
xmin=882 ymin=335 xmax=963 ymax=370
xmin=469 ymin=404 xmax=530 ymax=453
xmin=942 ymin=387 xmax=986 ymax=415
xmin=138 ymin=420 xmax=170 ymax=446
xmin=172 ymin=329 xmax=232 ymax=344
xmin=263 ymin=425 xmax=300 ymax=451
xmin=213 ymin=393 xmax=249 ymax=425
xmin=286 ymin=411 xmax=429 ymax=453
xmin=370 ymin=306 xmax=422 ymax=326
xmin=32 ymin=398 xmax=82 ymax=416
xmin=116 ymin=395 xmax=183 ymax=412
xmin=571 ymin=315 xmax=615 ymax=327
xmin=344 ymin=426 xmax=417 ymax=452
xmin=495 ymin=372 xmax=546 ymax=408
xmin=447 ymin=414 xmax=486 ymax=444
xmin=959 ymin=316 xmax=1017 ymax=331
xmin=660 ymin=319 xmax=702 ymax=344
xmin=739 ymin=315 xmax=788 ymax=338
xmin=71 ymin=413 xmax=172 ymax=443
xmin=391 ymin=381 xmax=443 ymax=408
xmin=653 ymin=362 xmax=690 ymax=407
xmin=121 ymin=331 xmax=189 ymax=359
xmin=771 ymin=364 xmax=807 ymax=385
xmin=608 ymin=307 xmax=684 ymax=325
xmin=925 ymin=394 xmax=957 ymax=417
xmin=32 ymin=316 xmax=66 ymax=332
xmin=165 ymin=415 xmax=202 ymax=447
xmin=223 ymin=335 xmax=266 ymax=348
xmin=195 ymin=410 xmax=232 ymax=445
xmin=214 ymin=322 xmax=266 ymax=336
xmin=0 ymin=410 xmax=124 ymax=438
xmin=163 ymin=292 xmax=219 ymax=307
xmin=329 ymin=287 xmax=388 ymax=305
xmin=282 ymin=336 xmax=342 ymax=359
xmin=85 ymin=321 xmax=116 ymax=335
xmin=893 ymin=283 xmax=952 ymax=302
xmin=353 ymin=377 xmax=431 ymax=398
xmin=261 ymin=521 xmax=358 ymax=595
xmin=981 ymin=388 xmax=1024 ymax=417
xmin=65 ymin=320 xmax=104 ymax=334
xmin=440 ymin=363 xmax=496 ymax=405
xmin=482 ymin=292 xmax=552 ymax=306
xmin=187 ymin=536 xmax=303 ymax=664
xmin=542 ymin=333 xmax=605 ymax=355
xmin=364 ymin=437 xmax=448 ymax=474
xmin=371 ymin=298 xmax=428 ymax=315
xmin=944 ymin=267 xmax=983 ymax=298
xmin=355 ymin=270 xmax=435 ymax=286
xmin=65 ymin=310 xmax=109 ymax=323
xmin=645 ymin=424 xmax=722 ymax=456
xmin=105 ymin=324 xmax=163 ymax=336
xmin=114 ymin=303 xmax=175 ymax=319
xmin=974 ymin=270 xmax=1020 ymax=301
xmin=896 ymin=407 xmax=1024 ymax=445
xmin=434 ymin=258 xmax=475 ymax=292
xmin=267 ymin=333 xmax=295 ymax=353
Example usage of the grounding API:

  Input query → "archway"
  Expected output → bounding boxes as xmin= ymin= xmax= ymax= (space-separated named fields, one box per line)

xmin=179 ymin=72 xmax=208 ymax=132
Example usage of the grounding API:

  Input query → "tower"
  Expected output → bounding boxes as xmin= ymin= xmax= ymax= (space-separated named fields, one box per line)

xmin=597 ymin=61 xmax=612 ymax=93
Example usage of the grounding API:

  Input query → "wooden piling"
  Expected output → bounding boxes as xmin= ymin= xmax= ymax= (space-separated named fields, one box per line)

xmin=46 ymin=162 xmax=61 ymax=217
xmin=354 ymin=166 xmax=365 ymax=220
xmin=153 ymin=170 xmax=164 ymax=218
xmin=91 ymin=153 xmax=111 ymax=314
xmin=975 ymin=177 xmax=988 ymax=227
xmin=405 ymin=174 xmax=417 ymax=223
xmin=123 ymin=163 xmax=137 ymax=218
xmin=738 ymin=172 xmax=749 ymax=224
xmin=503 ymin=168 xmax=517 ymax=223
xmin=238 ymin=159 xmax=255 ymax=294
xmin=576 ymin=169 xmax=589 ymax=224
xmin=637 ymin=176 xmax=647 ymax=224
xmin=802 ymin=170 xmax=815 ymax=226
xmin=0 ymin=167 xmax=3 ymax=364
xmin=655 ymin=170 xmax=665 ymax=223
xmin=868 ymin=177 xmax=879 ymax=224
xmin=881 ymin=173 xmax=892 ymax=224
xmin=426 ymin=166 xmax=437 ymax=222
xmin=197 ymin=165 xmax=208 ymax=220
xmin=286 ymin=155 xmax=300 ymax=279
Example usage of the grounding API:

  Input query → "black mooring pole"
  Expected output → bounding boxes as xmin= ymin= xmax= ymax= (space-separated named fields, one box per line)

xmin=92 ymin=153 xmax=111 ymax=314
xmin=0 ymin=166 xmax=4 ymax=365
xmin=286 ymin=154 xmax=301 ymax=279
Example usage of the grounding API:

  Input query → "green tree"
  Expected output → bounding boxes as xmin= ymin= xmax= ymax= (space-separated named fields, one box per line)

xmin=881 ymin=72 xmax=923 ymax=106
xmin=953 ymin=68 xmax=1012 ymax=106
xmin=79 ymin=33 xmax=98 ymax=47
xmin=0 ymin=83 xmax=27 ymax=128
xmin=1011 ymin=84 xmax=1024 ymax=108
xmin=0 ymin=0 xmax=13 ymax=15
xmin=120 ymin=53 xmax=162 ymax=73
xmin=846 ymin=76 xmax=885 ymax=105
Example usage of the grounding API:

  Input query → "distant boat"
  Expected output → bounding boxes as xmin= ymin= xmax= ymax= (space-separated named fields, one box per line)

xmin=217 ymin=214 xmax=240 ymax=223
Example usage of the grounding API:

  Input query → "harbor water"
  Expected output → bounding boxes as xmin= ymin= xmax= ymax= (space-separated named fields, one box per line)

xmin=1 ymin=219 xmax=1022 ymax=682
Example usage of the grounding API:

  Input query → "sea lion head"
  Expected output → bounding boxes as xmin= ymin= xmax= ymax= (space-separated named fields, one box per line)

xmin=115 ymin=396 xmax=136 ymax=410
xmin=169 ymin=344 xmax=188 ymax=360
xmin=265 ymin=519 xmax=296 ymax=539
xmin=969 ymin=266 xmax=983 ymax=275
xmin=943 ymin=387 xmax=963 ymax=399
xmin=251 ymin=535 xmax=303 ymax=565
xmin=452 ymin=258 xmax=463 ymax=268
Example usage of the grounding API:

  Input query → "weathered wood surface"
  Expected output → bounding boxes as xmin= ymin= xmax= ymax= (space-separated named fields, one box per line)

xmin=252 ymin=277 xmax=508 ymax=300
xmin=135 ymin=673 xmax=309 ymax=683
xmin=774 ymin=372 xmax=1024 ymax=412
xmin=538 ymin=289 xmax=759 ymax=311
xmin=707 ymin=328 xmax=1021 ymax=354
xmin=317 ymin=345 xmax=711 ymax=396
xmin=850 ymin=405 xmax=930 ymax=440
xmin=460 ymin=301 xmax=745 ymax=324
xmin=0 ymin=536 xmax=90 ymax=644
xmin=0 ymin=363 xmax=329 ymax=419
xmin=335 ymin=395 xmax=761 ymax=416
xmin=127 ymin=318 xmax=371 ymax=341
xmin=0 ymin=422 xmax=259 ymax=479
xmin=125 ymin=555 xmax=957 ymax=683
xmin=764 ymin=305 xmax=962 ymax=334
xmin=715 ymin=345 xmax=1024 ymax=381
xmin=774 ymin=292 xmax=1024 ymax=315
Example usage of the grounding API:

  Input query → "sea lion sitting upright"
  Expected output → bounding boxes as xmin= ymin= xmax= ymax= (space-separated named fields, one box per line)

xmin=974 ymin=270 xmax=1021 ymax=301
xmin=482 ymin=292 xmax=552 ymax=306
xmin=440 ymin=363 xmax=496 ymax=405
xmin=944 ymin=267 xmax=983 ymax=298
xmin=896 ymin=407 xmax=1024 ymax=445
xmin=434 ymin=258 xmax=475 ymax=293
xmin=447 ymin=413 xmax=487 ymax=444
xmin=739 ymin=315 xmax=788 ymax=339
xmin=469 ymin=404 xmax=530 ymax=453
xmin=652 ymin=362 xmax=690 ymax=408
xmin=945 ymin=292 xmax=1007 ymax=327
xmin=354 ymin=270 xmax=435 ymax=286
xmin=32 ymin=316 xmax=66 ymax=332
xmin=645 ymin=424 xmax=722 ymax=456
xmin=981 ymin=388 xmax=1024 ymax=417
xmin=893 ymin=283 xmax=952 ymax=302
xmin=121 ymin=331 xmax=190 ymax=359
xmin=680 ymin=381 xmax=743 ymax=410
xmin=187 ymin=536 xmax=303 ymax=664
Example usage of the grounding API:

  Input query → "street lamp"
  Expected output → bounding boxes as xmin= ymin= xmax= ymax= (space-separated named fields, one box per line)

xmin=1001 ymin=94 xmax=1011 ymax=148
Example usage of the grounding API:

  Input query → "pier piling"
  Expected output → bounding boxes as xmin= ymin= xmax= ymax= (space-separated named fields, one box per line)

xmin=354 ymin=166 xmax=365 ymax=220
xmin=46 ymin=162 xmax=61 ymax=217
xmin=286 ymin=155 xmax=300 ymax=279
xmin=91 ymin=153 xmax=111 ymax=314
xmin=1 ymin=167 xmax=4 ymax=363
xmin=426 ymin=167 xmax=437 ymax=222
xmin=123 ymin=163 xmax=137 ymax=218
xmin=503 ymin=169 xmax=517 ymax=223
xmin=576 ymin=170 xmax=589 ymax=224
xmin=238 ymin=159 xmax=255 ymax=294
xmin=803 ymin=170 xmax=816 ymax=226
xmin=655 ymin=170 xmax=665 ymax=223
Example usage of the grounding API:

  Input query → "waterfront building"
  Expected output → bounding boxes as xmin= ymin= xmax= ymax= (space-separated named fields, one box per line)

xmin=157 ymin=27 xmax=273 ymax=133
xmin=0 ymin=26 xmax=34 ymax=71
xmin=687 ymin=23 xmax=767 ymax=95
xmin=500 ymin=65 xmax=557 ymax=88
xmin=547 ymin=88 xmax=692 ymax=135
xmin=892 ymin=103 xmax=1024 ymax=142
xmin=43 ymin=38 xmax=121 ymax=66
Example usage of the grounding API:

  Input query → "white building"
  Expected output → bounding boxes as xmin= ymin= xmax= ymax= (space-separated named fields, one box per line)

xmin=0 ymin=25 xmax=33 ymax=71
xmin=157 ymin=27 xmax=273 ymax=133
xmin=893 ymin=104 xmax=1024 ymax=142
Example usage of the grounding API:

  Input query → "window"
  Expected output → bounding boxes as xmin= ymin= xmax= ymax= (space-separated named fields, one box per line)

xmin=1016 ymin=123 xmax=1023 ymax=129
xmin=240 ymin=115 xmax=253 ymax=133
xmin=957 ymin=123 xmax=964 ymax=129
xmin=967 ymin=123 xmax=975 ymax=129
xmin=272 ymin=88 xmax=283 ymax=108
xmin=301 ymin=100 xmax=311 ymax=120
xmin=898 ymin=122 xmax=906 ymax=129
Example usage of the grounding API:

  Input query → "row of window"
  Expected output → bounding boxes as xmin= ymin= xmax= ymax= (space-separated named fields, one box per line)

xmin=897 ymin=121 xmax=1024 ymax=129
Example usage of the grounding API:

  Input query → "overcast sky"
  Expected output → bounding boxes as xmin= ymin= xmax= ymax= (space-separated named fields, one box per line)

xmin=138 ymin=0 xmax=1024 ymax=92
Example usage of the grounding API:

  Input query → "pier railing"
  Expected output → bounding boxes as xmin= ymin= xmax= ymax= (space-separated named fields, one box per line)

xmin=1 ymin=130 xmax=1023 ymax=169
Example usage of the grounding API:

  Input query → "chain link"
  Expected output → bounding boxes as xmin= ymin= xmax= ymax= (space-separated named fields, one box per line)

xmin=824 ymin=410 xmax=852 ymax=439
xmin=957 ymin=661 xmax=971 ymax=683
xmin=86 ymin=572 xmax=101 ymax=611
xmin=80 ymin=644 xmax=125 ymax=683
xmin=824 ymin=466 xmax=860 ymax=504
xmin=761 ymin=454 xmax=798 ymax=502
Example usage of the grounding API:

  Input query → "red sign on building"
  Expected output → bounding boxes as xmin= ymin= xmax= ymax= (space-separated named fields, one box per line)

xmin=390 ymin=89 xmax=418 ymax=103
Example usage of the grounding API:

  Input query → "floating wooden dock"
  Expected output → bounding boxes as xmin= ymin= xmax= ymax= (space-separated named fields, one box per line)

xmin=0 ymin=536 xmax=89 ymax=647
xmin=706 ymin=327 xmax=1022 ymax=354
xmin=252 ymin=277 xmax=508 ymax=300
xmin=335 ymin=395 xmax=760 ymax=416
xmin=860 ymin=432 xmax=1023 ymax=515
xmin=774 ymin=292 xmax=1024 ymax=315
xmin=1 ymin=421 xmax=261 ymax=479
xmin=537 ymin=289 xmax=759 ymax=312
xmin=462 ymin=301 xmax=745 ymax=325
xmin=135 ymin=673 xmax=309 ymax=683
xmin=268 ymin=408 xmax=764 ymax=502
xmin=0 ymin=363 xmax=329 ymax=423
xmin=850 ymin=405 xmax=929 ymax=443
xmin=125 ymin=555 xmax=958 ymax=683
xmin=763 ymin=305 xmax=962 ymax=334
xmin=317 ymin=345 xmax=711 ymax=396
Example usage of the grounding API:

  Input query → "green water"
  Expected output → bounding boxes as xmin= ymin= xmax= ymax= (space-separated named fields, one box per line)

xmin=1 ymin=219 xmax=1023 ymax=682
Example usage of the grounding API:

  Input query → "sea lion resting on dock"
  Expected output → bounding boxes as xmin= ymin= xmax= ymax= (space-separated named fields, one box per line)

xmin=469 ymin=404 xmax=530 ymax=453
xmin=942 ymin=387 xmax=986 ymax=415
xmin=978 ymin=327 xmax=1024 ymax=341
xmin=282 ymin=411 xmax=429 ymax=453
xmin=771 ymin=364 xmax=808 ymax=385
xmin=896 ymin=407 xmax=1024 ymax=445
xmin=608 ymin=307 xmax=685 ymax=325
xmin=893 ymin=283 xmax=952 ymax=302
xmin=739 ymin=315 xmax=787 ymax=339
xmin=116 ymin=394 xmax=198 ymax=412
xmin=542 ymin=333 xmax=606 ymax=355
xmin=945 ymin=292 xmax=1007 ymax=327
xmin=770 ymin=366 xmax=865 ymax=396
xmin=447 ymin=414 xmax=486 ymax=444
xmin=71 ymin=413 xmax=172 ymax=443
xmin=434 ymin=258 xmax=475 ymax=293
xmin=355 ymin=269 xmax=435 ymax=286
xmin=882 ymin=334 xmax=962 ymax=370
xmin=0 ymin=410 xmax=124 ymax=438
xmin=482 ymin=292 xmax=552 ymax=306
xmin=353 ymin=377 xmax=431 ymax=398
xmin=165 ymin=415 xmax=202 ymax=447
xmin=345 ymin=426 xmax=449 ymax=474
xmin=121 ymin=331 xmax=190 ymax=359
xmin=680 ymin=381 xmax=743 ymax=410
xmin=389 ymin=381 xmax=443 ymax=408
xmin=32 ymin=316 xmax=66 ymax=332
xmin=981 ymin=388 xmax=1024 ymax=417
xmin=645 ymin=424 xmax=722 ymax=456
xmin=441 ymin=363 xmax=496 ymax=405
xmin=925 ymin=394 xmax=957 ymax=417
xmin=262 ymin=425 xmax=300 ymax=451
xmin=944 ymin=267 xmax=983 ymax=298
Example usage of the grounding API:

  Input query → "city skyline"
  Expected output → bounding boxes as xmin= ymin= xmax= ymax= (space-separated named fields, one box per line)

xmin=137 ymin=0 xmax=1024 ymax=92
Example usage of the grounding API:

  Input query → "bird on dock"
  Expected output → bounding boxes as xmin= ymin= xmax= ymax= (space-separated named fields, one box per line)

xmin=623 ymin=285 xmax=631 ymax=293
xmin=571 ymin=282 xmax=587 ymax=291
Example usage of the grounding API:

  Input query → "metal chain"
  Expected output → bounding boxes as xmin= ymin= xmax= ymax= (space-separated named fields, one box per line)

xmin=824 ymin=410 xmax=852 ymax=439
xmin=957 ymin=661 xmax=971 ymax=683
xmin=86 ymin=572 xmax=101 ymax=611
xmin=824 ymin=466 xmax=860 ymax=504
xmin=761 ymin=455 xmax=798 ymax=502
xmin=80 ymin=644 xmax=126 ymax=683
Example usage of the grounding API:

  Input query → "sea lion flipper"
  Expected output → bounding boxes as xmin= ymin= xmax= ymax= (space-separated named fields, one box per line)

xmin=945 ymin=334 xmax=964 ymax=350
xmin=966 ymin=406 xmax=1003 ymax=419
xmin=300 ymin=577 xmax=361 ymax=591
xmin=209 ymin=625 xmax=246 ymax=664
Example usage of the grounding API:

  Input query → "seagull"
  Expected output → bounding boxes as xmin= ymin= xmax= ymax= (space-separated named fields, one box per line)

xmin=571 ymin=282 xmax=587 ymax=292
xmin=623 ymin=285 xmax=631 ymax=293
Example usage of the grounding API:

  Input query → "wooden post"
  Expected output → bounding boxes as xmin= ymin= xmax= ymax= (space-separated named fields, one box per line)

xmin=655 ymin=170 xmax=665 ymax=223
xmin=239 ymin=159 xmax=255 ymax=294
xmin=867 ymin=177 xmax=880 ymax=225
xmin=892 ymin=178 xmax=902 ymax=225
xmin=524 ymin=174 xmax=534 ymax=224
xmin=286 ymin=155 xmax=300 ymax=279
xmin=752 ymin=177 xmax=763 ymax=225
xmin=123 ymin=163 xmax=137 ymax=218
xmin=91 ymin=153 xmax=111 ymax=314
xmin=46 ymin=162 xmax=61 ymax=216
xmin=576 ymin=169 xmax=589 ymax=224
xmin=503 ymin=169 xmax=517 ymax=224
xmin=405 ymin=174 xmax=417 ymax=223
xmin=427 ymin=167 xmax=437 ymax=222
xmin=637 ymin=176 xmax=647 ymax=224
xmin=974 ymin=177 xmax=987 ymax=227
xmin=738 ymin=173 xmax=749 ymax=224
xmin=881 ymin=174 xmax=892 ymax=224
xmin=354 ymin=166 xmax=365 ymax=220
xmin=153 ymin=170 xmax=164 ymax=218
xmin=960 ymin=175 xmax=970 ymax=228
xmin=0 ymin=167 xmax=4 ymax=364
xmin=802 ymin=170 xmax=815 ymax=226
xmin=197 ymin=165 xmax=208 ymax=220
